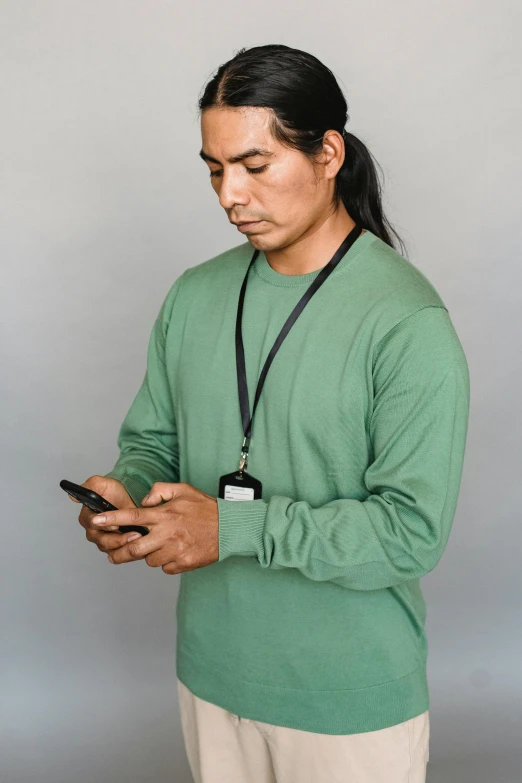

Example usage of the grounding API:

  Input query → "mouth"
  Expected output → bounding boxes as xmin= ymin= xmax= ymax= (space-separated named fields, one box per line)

xmin=235 ymin=220 xmax=263 ymax=232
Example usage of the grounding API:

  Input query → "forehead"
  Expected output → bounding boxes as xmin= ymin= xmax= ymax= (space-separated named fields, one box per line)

xmin=200 ymin=106 xmax=274 ymax=151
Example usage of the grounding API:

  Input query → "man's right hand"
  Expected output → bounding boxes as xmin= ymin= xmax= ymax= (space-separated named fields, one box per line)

xmin=70 ymin=475 xmax=144 ymax=558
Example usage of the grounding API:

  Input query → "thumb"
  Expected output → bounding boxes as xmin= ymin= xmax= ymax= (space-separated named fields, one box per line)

xmin=141 ymin=490 xmax=167 ymax=506
xmin=141 ymin=482 xmax=183 ymax=506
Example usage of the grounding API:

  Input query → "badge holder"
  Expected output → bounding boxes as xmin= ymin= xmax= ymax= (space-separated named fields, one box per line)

xmin=218 ymin=436 xmax=263 ymax=500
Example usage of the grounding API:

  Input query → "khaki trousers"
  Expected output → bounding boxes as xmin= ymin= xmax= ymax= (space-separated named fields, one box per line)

xmin=177 ymin=678 xmax=430 ymax=783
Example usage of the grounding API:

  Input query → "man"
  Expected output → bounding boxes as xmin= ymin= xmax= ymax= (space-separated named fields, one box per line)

xmin=72 ymin=45 xmax=470 ymax=782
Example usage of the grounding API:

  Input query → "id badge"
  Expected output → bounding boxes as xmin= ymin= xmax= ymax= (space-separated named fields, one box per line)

xmin=218 ymin=470 xmax=263 ymax=501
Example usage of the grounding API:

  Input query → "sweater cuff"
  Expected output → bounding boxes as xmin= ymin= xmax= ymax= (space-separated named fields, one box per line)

xmin=103 ymin=468 xmax=152 ymax=508
xmin=217 ymin=498 xmax=268 ymax=561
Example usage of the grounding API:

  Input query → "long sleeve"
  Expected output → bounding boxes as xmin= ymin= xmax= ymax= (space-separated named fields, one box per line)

xmin=217 ymin=305 xmax=471 ymax=591
xmin=103 ymin=273 xmax=185 ymax=507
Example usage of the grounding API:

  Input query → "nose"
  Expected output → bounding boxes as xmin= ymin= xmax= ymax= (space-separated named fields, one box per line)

xmin=217 ymin=169 xmax=250 ymax=211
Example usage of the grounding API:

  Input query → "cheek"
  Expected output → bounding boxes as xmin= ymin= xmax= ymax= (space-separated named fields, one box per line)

xmin=274 ymin=186 xmax=316 ymax=228
xmin=266 ymin=168 xmax=316 ymax=211
xmin=284 ymin=161 xmax=318 ymax=198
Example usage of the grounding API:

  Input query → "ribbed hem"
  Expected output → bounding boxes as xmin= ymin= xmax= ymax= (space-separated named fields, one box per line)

xmin=217 ymin=497 xmax=268 ymax=560
xmin=176 ymin=642 xmax=430 ymax=735
xmin=103 ymin=468 xmax=151 ymax=507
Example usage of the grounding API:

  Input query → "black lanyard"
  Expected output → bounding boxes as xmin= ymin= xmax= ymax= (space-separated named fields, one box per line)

xmin=235 ymin=223 xmax=363 ymax=474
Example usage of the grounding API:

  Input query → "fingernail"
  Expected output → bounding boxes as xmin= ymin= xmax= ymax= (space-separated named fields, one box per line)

xmin=107 ymin=555 xmax=114 ymax=563
xmin=92 ymin=516 xmax=106 ymax=524
xmin=127 ymin=533 xmax=141 ymax=542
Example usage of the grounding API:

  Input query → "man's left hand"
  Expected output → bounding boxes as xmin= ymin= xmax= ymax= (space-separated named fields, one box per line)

xmin=91 ymin=482 xmax=219 ymax=574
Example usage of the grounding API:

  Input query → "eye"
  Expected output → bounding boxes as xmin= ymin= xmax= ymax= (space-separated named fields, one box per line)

xmin=209 ymin=165 xmax=269 ymax=179
xmin=246 ymin=165 xmax=269 ymax=175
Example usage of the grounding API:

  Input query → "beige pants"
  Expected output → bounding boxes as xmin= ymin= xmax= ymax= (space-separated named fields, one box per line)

xmin=177 ymin=678 xmax=430 ymax=783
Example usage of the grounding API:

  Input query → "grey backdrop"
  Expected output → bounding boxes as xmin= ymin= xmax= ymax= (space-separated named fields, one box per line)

xmin=1 ymin=2 xmax=520 ymax=782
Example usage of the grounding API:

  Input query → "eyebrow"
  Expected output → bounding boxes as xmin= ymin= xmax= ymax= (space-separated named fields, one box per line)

xmin=199 ymin=147 xmax=275 ymax=165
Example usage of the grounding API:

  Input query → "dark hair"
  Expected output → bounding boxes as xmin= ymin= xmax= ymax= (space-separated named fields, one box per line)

xmin=198 ymin=44 xmax=407 ymax=257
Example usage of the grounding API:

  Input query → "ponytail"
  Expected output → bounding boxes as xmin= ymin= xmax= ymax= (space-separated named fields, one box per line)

xmin=337 ymin=131 xmax=406 ymax=256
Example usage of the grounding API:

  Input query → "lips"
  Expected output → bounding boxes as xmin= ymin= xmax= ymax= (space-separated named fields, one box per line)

xmin=236 ymin=221 xmax=263 ymax=232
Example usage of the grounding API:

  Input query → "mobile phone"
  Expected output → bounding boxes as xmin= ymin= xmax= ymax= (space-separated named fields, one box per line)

xmin=60 ymin=479 xmax=149 ymax=536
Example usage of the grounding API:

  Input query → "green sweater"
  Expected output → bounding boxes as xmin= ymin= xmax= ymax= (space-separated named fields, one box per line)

xmin=104 ymin=229 xmax=470 ymax=734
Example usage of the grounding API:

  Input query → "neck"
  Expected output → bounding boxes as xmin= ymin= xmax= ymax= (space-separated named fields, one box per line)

xmin=264 ymin=206 xmax=364 ymax=276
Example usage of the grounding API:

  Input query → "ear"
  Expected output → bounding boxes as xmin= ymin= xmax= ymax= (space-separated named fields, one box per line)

xmin=322 ymin=129 xmax=345 ymax=179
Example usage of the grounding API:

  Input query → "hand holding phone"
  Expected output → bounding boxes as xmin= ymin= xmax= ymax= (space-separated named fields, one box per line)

xmin=60 ymin=478 xmax=149 ymax=536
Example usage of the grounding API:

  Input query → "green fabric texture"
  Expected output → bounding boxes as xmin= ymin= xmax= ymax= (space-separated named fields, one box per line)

xmin=105 ymin=229 xmax=470 ymax=734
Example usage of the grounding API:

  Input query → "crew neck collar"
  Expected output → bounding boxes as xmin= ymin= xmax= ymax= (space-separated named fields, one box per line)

xmin=250 ymin=230 xmax=376 ymax=287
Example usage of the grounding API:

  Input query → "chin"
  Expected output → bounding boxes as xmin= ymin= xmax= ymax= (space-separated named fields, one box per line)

xmin=246 ymin=227 xmax=277 ymax=248
xmin=246 ymin=233 xmax=267 ymax=247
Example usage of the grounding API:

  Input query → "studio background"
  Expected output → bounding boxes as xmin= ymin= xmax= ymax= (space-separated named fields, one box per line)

xmin=1 ymin=2 xmax=520 ymax=782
